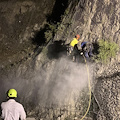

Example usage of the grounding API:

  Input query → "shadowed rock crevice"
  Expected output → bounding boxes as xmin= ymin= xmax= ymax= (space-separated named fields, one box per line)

xmin=32 ymin=0 xmax=69 ymax=46
xmin=47 ymin=0 xmax=69 ymax=23
xmin=47 ymin=40 xmax=67 ymax=59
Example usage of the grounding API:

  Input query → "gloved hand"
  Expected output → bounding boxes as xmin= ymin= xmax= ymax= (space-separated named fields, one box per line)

xmin=80 ymin=52 xmax=83 ymax=55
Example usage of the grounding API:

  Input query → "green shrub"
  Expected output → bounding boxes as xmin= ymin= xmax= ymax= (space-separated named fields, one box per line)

xmin=44 ymin=30 xmax=53 ymax=43
xmin=44 ymin=23 xmax=59 ymax=43
xmin=96 ymin=39 xmax=119 ymax=63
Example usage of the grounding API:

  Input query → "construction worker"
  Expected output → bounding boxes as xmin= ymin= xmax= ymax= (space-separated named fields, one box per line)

xmin=81 ymin=41 xmax=93 ymax=58
xmin=68 ymin=34 xmax=81 ymax=61
xmin=1 ymin=89 xmax=26 ymax=120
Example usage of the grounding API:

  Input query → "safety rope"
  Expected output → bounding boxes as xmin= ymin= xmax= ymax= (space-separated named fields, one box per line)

xmin=80 ymin=54 xmax=92 ymax=120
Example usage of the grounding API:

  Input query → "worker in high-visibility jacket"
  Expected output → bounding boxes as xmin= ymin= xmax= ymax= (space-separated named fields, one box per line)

xmin=1 ymin=89 xmax=26 ymax=120
xmin=68 ymin=34 xmax=81 ymax=61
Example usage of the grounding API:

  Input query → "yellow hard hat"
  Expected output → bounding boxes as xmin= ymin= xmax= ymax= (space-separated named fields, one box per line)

xmin=8 ymin=89 xmax=17 ymax=98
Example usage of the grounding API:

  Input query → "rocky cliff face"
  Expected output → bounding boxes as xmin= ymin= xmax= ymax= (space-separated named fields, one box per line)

xmin=94 ymin=63 xmax=120 ymax=119
xmin=0 ymin=0 xmax=120 ymax=120
xmin=55 ymin=0 xmax=120 ymax=46
xmin=51 ymin=0 xmax=120 ymax=119
xmin=58 ymin=0 xmax=120 ymax=119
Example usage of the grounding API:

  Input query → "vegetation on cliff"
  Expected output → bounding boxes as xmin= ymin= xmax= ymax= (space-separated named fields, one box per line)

xmin=95 ymin=39 xmax=119 ymax=63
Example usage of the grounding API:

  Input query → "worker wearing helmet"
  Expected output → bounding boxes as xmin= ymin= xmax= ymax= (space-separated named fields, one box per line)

xmin=1 ymin=89 xmax=26 ymax=120
xmin=70 ymin=34 xmax=80 ymax=47
xmin=68 ymin=34 xmax=81 ymax=61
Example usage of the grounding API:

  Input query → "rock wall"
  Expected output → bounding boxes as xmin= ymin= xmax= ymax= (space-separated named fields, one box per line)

xmin=94 ymin=63 xmax=120 ymax=120
xmin=54 ymin=0 xmax=120 ymax=119
xmin=55 ymin=0 xmax=120 ymax=47
xmin=0 ymin=0 xmax=55 ymax=67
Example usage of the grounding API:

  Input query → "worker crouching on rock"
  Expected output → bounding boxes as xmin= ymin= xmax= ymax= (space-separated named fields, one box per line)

xmin=1 ymin=89 xmax=26 ymax=120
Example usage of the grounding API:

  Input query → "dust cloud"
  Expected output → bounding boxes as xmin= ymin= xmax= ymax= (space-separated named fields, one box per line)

xmin=0 ymin=56 xmax=93 ymax=110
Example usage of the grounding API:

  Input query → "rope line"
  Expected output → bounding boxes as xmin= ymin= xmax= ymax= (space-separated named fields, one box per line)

xmin=80 ymin=54 xmax=92 ymax=120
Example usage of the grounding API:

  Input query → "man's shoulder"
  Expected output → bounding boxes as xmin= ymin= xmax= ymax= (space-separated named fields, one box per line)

xmin=72 ymin=38 xmax=78 ymax=43
xmin=11 ymin=101 xmax=24 ymax=110
xmin=73 ymin=38 xmax=77 ymax=40
xmin=1 ymin=101 xmax=8 ymax=106
xmin=1 ymin=101 xmax=9 ymax=108
xmin=1 ymin=102 xmax=5 ymax=107
xmin=3 ymin=99 xmax=23 ymax=107
xmin=15 ymin=101 xmax=23 ymax=106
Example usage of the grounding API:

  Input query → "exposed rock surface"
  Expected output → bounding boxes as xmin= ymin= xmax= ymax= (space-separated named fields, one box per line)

xmin=0 ymin=0 xmax=55 ymax=67
xmin=94 ymin=63 xmax=120 ymax=120
xmin=0 ymin=0 xmax=120 ymax=120
xmin=52 ymin=0 xmax=120 ymax=119
xmin=26 ymin=118 xmax=36 ymax=120
xmin=55 ymin=0 xmax=120 ymax=48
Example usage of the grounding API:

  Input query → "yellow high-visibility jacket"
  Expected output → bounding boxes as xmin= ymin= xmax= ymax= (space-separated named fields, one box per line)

xmin=70 ymin=38 xmax=79 ymax=47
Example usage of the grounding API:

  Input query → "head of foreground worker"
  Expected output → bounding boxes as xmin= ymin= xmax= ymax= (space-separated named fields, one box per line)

xmin=7 ymin=88 xmax=17 ymax=99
